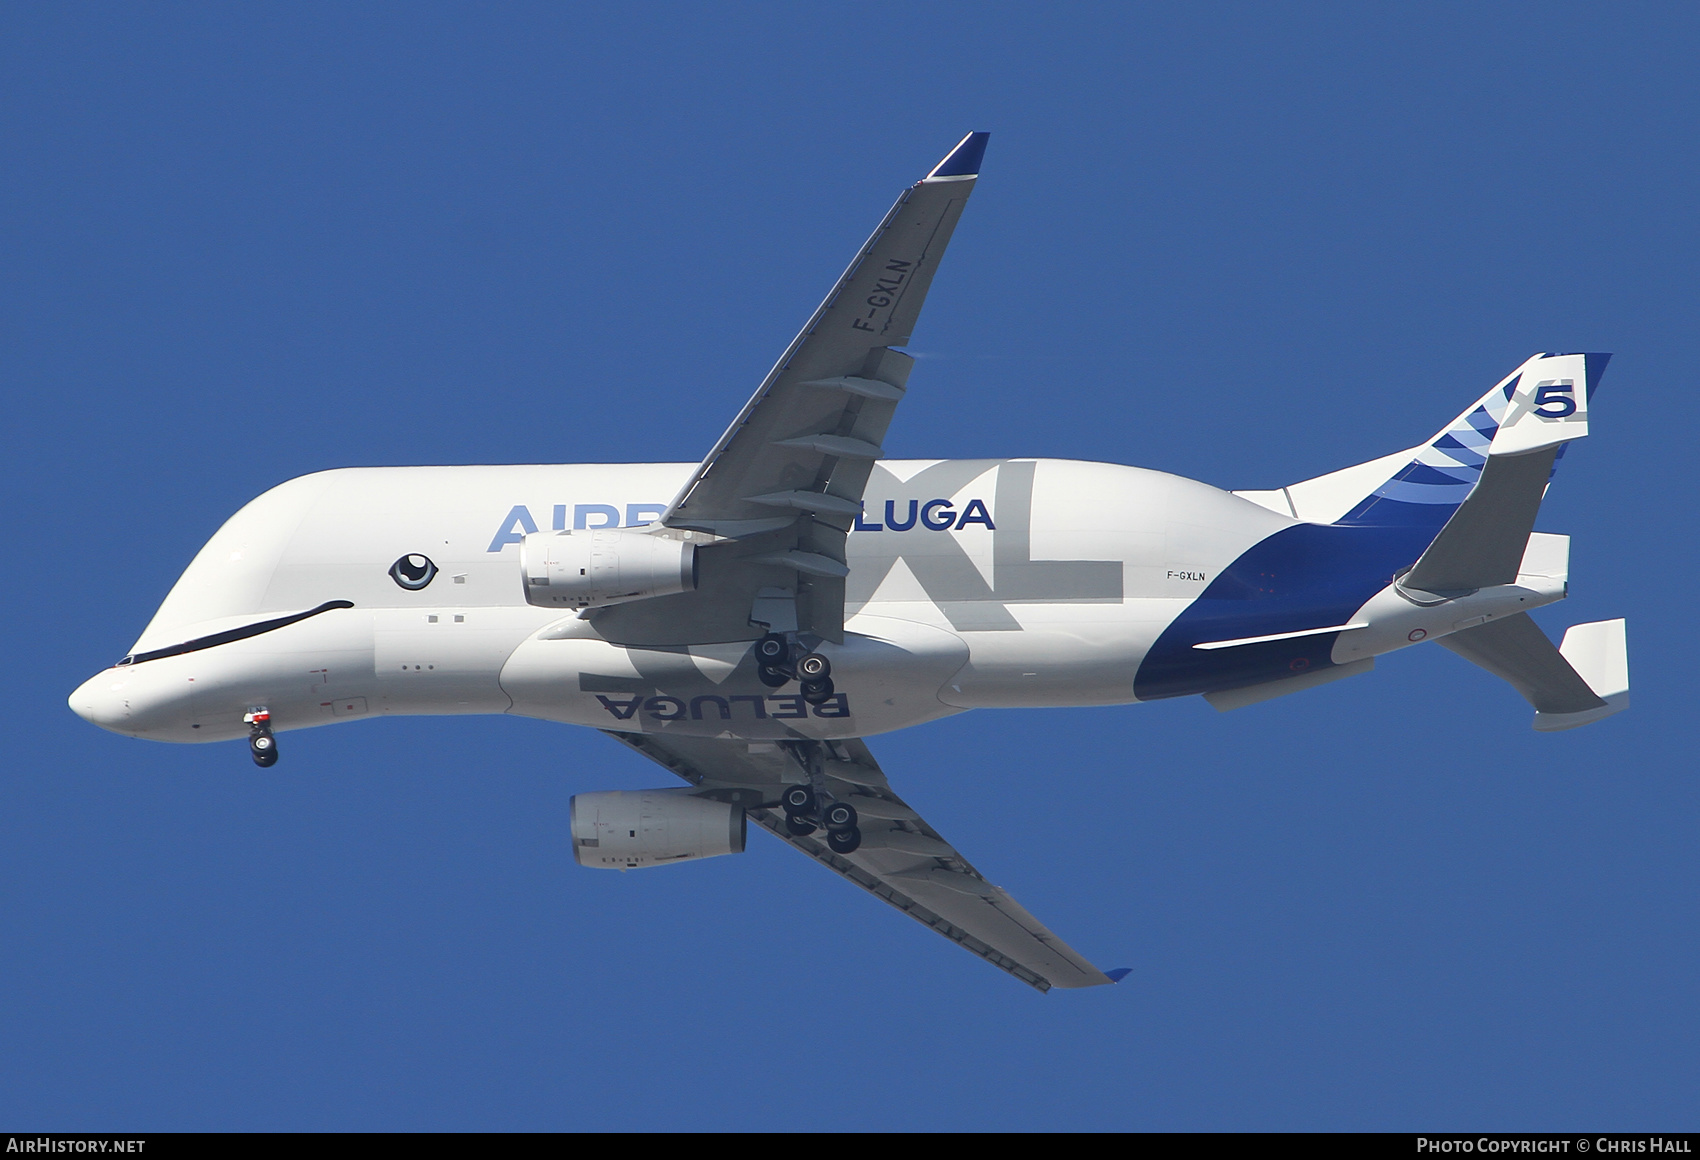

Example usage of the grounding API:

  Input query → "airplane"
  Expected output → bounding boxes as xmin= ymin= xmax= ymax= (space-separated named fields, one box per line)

xmin=69 ymin=132 xmax=1629 ymax=992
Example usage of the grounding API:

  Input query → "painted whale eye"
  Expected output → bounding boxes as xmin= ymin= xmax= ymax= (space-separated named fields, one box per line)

xmin=389 ymin=554 xmax=438 ymax=590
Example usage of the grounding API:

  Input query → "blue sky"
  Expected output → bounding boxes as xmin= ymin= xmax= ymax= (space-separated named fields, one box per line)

xmin=3 ymin=2 xmax=1696 ymax=1130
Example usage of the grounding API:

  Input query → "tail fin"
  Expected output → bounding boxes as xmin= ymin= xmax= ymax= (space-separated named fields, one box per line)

xmin=1238 ymin=353 xmax=1611 ymax=528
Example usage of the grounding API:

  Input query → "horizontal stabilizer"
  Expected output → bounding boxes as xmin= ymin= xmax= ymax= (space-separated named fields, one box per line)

xmin=1400 ymin=446 xmax=1558 ymax=596
xmin=1439 ymin=614 xmax=1629 ymax=730
xmin=1537 ymin=619 xmax=1630 ymax=731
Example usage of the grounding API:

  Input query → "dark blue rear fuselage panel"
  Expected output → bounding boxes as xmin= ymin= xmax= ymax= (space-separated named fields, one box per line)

xmin=1133 ymin=521 xmax=1438 ymax=700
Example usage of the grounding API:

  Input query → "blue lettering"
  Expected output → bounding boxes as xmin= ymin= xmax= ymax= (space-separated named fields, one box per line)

xmin=594 ymin=692 xmax=853 ymax=721
xmin=854 ymin=502 xmax=884 ymax=532
xmin=810 ymin=693 xmax=851 ymax=718
xmin=595 ymin=695 xmax=642 ymax=720
xmin=626 ymin=503 xmax=667 ymax=527
xmin=643 ymin=696 xmax=686 ymax=721
xmin=689 ymin=695 xmax=731 ymax=721
xmin=1533 ymin=381 xmax=1577 ymax=418
xmin=487 ymin=505 xmax=539 ymax=552
xmin=552 ymin=504 xmax=567 ymax=531
xmin=884 ymin=499 xmax=918 ymax=532
xmin=574 ymin=504 xmax=620 ymax=530
xmin=955 ymin=498 xmax=995 ymax=531
xmin=921 ymin=499 xmax=956 ymax=531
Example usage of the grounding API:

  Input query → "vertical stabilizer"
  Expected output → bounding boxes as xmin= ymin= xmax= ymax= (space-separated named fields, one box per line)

xmin=1490 ymin=352 xmax=1594 ymax=456
xmin=1243 ymin=354 xmax=1611 ymax=529
xmin=1399 ymin=353 xmax=1603 ymax=598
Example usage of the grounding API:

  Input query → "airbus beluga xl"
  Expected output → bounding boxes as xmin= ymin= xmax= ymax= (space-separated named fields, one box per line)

xmin=70 ymin=133 xmax=1628 ymax=991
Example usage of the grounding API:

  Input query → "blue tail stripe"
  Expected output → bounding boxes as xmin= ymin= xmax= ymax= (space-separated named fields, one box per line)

xmin=1466 ymin=408 xmax=1500 ymax=437
xmin=1430 ymin=435 xmax=1487 ymax=464
xmin=1133 ymin=523 xmax=1435 ymax=700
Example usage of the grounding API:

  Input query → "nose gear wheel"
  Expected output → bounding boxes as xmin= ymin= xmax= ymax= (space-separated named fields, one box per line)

xmin=246 ymin=709 xmax=278 ymax=768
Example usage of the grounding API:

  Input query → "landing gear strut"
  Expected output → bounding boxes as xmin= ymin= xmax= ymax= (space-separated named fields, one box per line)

xmin=245 ymin=709 xmax=278 ymax=768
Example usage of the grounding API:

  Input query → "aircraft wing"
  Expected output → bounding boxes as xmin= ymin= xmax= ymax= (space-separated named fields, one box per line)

xmin=604 ymin=728 xmax=1121 ymax=992
xmin=593 ymin=133 xmax=988 ymax=647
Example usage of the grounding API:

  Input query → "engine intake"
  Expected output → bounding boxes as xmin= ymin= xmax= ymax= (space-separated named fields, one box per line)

xmin=570 ymin=788 xmax=746 ymax=869
xmin=520 ymin=528 xmax=696 ymax=610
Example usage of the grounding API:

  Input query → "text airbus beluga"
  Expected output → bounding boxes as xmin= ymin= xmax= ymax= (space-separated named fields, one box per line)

xmin=70 ymin=134 xmax=1628 ymax=991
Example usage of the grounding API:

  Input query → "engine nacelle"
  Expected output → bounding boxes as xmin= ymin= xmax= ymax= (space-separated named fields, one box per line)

xmin=520 ymin=528 xmax=696 ymax=610
xmin=570 ymin=788 xmax=746 ymax=869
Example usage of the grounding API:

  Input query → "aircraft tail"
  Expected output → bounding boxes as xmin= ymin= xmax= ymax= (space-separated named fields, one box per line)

xmin=1230 ymin=352 xmax=1627 ymax=730
xmin=1237 ymin=353 xmax=1610 ymax=530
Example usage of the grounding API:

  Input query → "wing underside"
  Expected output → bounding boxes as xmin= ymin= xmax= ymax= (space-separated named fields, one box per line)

xmin=605 ymin=729 xmax=1117 ymax=992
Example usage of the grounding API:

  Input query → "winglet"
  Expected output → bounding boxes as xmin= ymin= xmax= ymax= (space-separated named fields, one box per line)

xmin=925 ymin=131 xmax=990 ymax=181
xmin=1105 ymin=967 xmax=1133 ymax=983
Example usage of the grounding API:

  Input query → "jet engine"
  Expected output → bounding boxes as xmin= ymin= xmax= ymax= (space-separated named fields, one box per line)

xmin=520 ymin=528 xmax=696 ymax=610
xmin=570 ymin=788 xmax=747 ymax=869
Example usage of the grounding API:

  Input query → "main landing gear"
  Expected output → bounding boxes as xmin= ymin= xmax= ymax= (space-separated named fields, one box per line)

xmin=754 ymin=632 xmax=835 ymax=704
xmin=245 ymin=709 xmax=278 ymax=768
xmin=780 ymin=780 xmax=861 ymax=854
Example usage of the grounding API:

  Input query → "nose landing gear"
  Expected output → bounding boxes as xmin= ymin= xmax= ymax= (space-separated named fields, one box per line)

xmin=245 ymin=709 xmax=278 ymax=767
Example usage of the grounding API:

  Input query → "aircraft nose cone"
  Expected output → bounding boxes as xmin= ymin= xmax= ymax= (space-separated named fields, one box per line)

xmin=69 ymin=670 xmax=136 ymax=733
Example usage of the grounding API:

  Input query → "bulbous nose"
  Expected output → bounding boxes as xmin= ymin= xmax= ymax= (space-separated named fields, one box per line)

xmin=69 ymin=669 xmax=138 ymax=734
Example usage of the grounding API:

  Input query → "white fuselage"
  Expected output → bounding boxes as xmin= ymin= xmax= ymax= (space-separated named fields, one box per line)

xmin=70 ymin=458 xmax=1568 ymax=744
